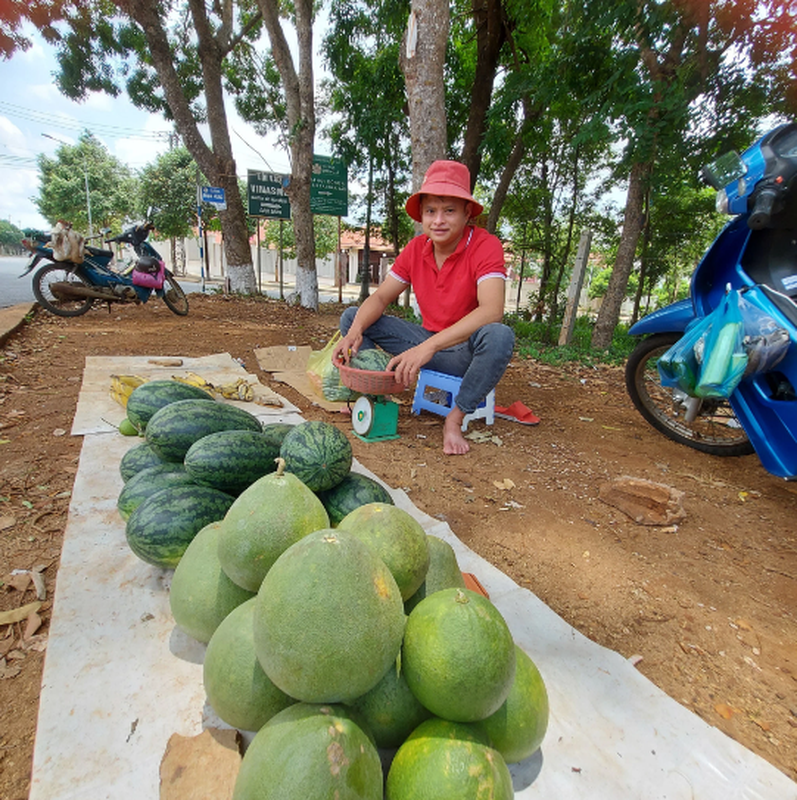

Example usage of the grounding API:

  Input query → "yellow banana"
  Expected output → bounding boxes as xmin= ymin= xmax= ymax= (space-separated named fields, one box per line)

xmin=111 ymin=374 xmax=148 ymax=388
xmin=171 ymin=372 xmax=214 ymax=390
xmin=109 ymin=374 xmax=147 ymax=408
xmin=215 ymin=378 xmax=255 ymax=401
xmin=170 ymin=373 xmax=259 ymax=404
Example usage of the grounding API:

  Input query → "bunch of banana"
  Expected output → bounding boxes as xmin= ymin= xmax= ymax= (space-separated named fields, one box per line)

xmin=109 ymin=374 xmax=148 ymax=408
xmin=170 ymin=371 xmax=215 ymax=392
xmin=172 ymin=372 xmax=256 ymax=402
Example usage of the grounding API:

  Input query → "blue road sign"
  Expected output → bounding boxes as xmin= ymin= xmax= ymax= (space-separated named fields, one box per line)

xmin=200 ymin=186 xmax=227 ymax=210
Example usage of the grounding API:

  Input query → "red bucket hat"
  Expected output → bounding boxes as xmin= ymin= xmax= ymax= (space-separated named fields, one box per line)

xmin=405 ymin=160 xmax=484 ymax=222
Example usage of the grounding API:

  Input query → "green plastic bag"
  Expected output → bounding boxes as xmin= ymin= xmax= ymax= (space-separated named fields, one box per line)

xmin=694 ymin=290 xmax=748 ymax=398
xmin=658 ymin=289 xmax=749 ymax=399
xmin=306 ymin=331 xmax=354 ymax=402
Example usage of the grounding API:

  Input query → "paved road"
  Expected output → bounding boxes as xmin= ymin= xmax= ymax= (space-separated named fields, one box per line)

xmin=0 ymin=256 xmax=36 ymax=308
xmin=0 ymin=255 xmax=212 ymax=309
xmin=1 ymin=256 xmax=357 ymax=309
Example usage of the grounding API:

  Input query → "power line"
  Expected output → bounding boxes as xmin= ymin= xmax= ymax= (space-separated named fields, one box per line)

xmin=0 ymin=154 xmax=39 ymax=168
xmin=0 ymin=100 xmax=170 ymax=142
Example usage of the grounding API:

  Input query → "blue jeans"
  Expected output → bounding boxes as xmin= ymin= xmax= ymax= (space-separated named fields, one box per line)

xmin=340 ymin=306 xmax=515 ymax=414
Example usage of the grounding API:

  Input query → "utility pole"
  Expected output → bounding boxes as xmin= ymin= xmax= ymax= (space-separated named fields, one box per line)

xmin=558 ymin=230 xmax=593 ymax=346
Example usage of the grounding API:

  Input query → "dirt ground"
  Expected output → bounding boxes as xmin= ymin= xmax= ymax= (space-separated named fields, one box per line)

xmin=0 ymin=292 xmax=795 ymax=797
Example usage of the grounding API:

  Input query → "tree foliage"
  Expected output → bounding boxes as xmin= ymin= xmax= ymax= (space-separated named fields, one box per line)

xmin=52 ymin=0 xmax=262 ymax=291
xmin=19 ymin=0 xmax=797 ymax=332
xmin=35 ymin=131 xmax=136 ymax=231
xmin=0 ymin=220 xmax=26 ymax=252
xmin=138 ymin=147 xmax=201 ymax=240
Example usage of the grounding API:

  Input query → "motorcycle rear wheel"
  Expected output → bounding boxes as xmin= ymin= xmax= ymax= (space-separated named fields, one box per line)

xmin=33 ymin=263 xmax=94 ymax=317
xmin=161 ymin=273 xmax=189 ymax=316
xmin=625 ymin=333 xmax=754 ymax=457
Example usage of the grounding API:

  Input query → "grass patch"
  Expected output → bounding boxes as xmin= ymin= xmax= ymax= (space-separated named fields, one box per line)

xmin=507 ymin=314 xmax=636 ymax=367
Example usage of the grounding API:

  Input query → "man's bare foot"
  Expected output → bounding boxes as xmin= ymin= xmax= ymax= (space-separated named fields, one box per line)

xmin=443 ymin=408 xmax=470 ymax=455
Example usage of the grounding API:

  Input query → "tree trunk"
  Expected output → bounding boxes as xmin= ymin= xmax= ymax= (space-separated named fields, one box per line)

xmin=400 ymin=0 xmax=449 ymax=190
xmin=591 ymin=160 xmax=651 ymax=349
xmin=550 ymin=144 xmax=581 ymax=325
xmin=120 ymin=0 xmax=257 ymax=293
xmin=631 ymin=187 xmax=652 ymax=325
xmin=258 ymin=0 xmax=318 ymax=309
xmin=534 ymin=159 xmax=552 ymax=323
xmin=385 ymin=131 xmax=402 ymax=257
xmin=486 ymin=101 xmax=540 ymax=232
xmin=460 ymin=0 xmax=507 ymax=186
xmin=360 ymin=157 xmax=374 ymax=302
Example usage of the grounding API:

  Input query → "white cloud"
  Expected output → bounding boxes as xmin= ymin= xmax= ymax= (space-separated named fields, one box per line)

xmin=0 ymin=116 xmax=28 ymax=153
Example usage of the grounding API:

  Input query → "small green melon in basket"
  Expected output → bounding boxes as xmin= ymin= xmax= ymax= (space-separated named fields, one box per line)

xmin=350 ymin=348 xmax=391 ymax=372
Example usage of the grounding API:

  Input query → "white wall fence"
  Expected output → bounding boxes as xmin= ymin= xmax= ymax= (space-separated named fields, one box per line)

xmin=180 ymin=237 xmax=338 ymax=284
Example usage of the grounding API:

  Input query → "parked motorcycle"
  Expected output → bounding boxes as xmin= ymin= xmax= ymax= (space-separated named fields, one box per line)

xmin=626 ymin=122 xmax=797 ymax=480
xmin=19 ymin=213 xmax=189 ymax=317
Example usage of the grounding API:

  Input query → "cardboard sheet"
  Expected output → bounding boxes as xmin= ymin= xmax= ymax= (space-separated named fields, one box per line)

xmin=253 ymin=344 xmax=312 ymax=374
xmin=72 ymin=353 xmax=301 ymax=436
xmin=254 ymin=343 xmax=351 ymax=413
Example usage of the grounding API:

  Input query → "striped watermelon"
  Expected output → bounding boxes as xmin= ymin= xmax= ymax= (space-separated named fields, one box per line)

xmin=261 ymin=422 xmax=295 ymax=449
xmin=145 ymin=398 xmax=262 ymax=462
xmin=125 ymin=380 xmax=213 ymax=429
xmin=119 ymin=441 xmax=167 ymax=483
xmin=279 ymin=421 xmax=352 ymax=492
xmin=117 ymin=463 xmax=194 ymax=521
xmin=351 ymin=348 xmax=391 ymax=371
xmin=184 ymin=430 xmax=281 ymax=496
xmin=315 ymin=472 xmax=393 ymax=526
xmin=125 ymin=484 xmax=235 ymax=569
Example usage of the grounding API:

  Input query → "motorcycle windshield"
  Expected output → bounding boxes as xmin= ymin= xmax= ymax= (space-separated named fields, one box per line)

xmin=702 ymin=150 xmax=746 ymax=190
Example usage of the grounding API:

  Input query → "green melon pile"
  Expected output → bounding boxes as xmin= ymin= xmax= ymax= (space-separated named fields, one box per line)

xmin=111 ymin=388 xmax=549 ymax=797
xmin=114 ymin=379 xmax=383 ymax=571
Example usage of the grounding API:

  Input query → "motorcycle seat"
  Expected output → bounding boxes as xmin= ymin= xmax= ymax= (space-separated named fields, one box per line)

xmin=86 ymin=245 xmax=115 ymax=258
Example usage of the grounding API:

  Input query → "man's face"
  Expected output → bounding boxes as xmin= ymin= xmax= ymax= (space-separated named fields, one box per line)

xmin=420 ymin=195 xmax=472 ymax=250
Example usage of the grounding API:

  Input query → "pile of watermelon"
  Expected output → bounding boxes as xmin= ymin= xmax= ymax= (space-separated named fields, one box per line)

xmin=114 ymin=381 xmax=549 ymax=799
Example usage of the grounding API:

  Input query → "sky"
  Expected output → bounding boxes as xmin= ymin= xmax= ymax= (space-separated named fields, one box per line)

xmin=0 ymin=25 xmax=295 ymax=232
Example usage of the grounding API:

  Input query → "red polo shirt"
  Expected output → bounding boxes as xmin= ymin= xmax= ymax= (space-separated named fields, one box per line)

xmin=389 ymin=226 xmax=506 ymax=332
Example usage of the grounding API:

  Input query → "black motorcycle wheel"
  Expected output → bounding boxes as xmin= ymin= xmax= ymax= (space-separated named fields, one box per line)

xmin=33 ymin=263 xmax=94 ymax=317
xmin=160 ymin=273 xmax=189 ymax=316
xmin=625 ymin=333 xmax=754 ymax=457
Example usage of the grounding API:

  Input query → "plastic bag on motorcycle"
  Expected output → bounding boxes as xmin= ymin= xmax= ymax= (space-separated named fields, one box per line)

xmin=657 ymin=289 xmax=790 ymax=399
xmin=131 ymin=256 xmax=165 ymax=290
xmin=50 ymin=221 xmax=85 ymax=264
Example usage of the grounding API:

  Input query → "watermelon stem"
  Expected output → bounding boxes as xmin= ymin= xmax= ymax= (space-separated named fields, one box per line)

xmin=274 ymin=457 xmax=287 ymax=476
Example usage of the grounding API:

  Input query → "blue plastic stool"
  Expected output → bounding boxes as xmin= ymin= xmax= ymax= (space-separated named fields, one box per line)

xmin=411 ymin=369 xmax=495 ymax=432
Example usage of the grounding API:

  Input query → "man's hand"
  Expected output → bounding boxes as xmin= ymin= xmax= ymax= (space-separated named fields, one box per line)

xmin=387 ymin=343 xmax=434 ymax=387
xmin=332 ymin=332 xmax=362 ymax=365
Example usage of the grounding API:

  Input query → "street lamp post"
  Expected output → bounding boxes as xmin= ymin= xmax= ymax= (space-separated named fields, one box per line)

xmin=42 ymin=133 xmax=94 ymax=236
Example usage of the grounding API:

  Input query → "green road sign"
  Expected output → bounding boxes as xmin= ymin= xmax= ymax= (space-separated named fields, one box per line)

xmin=311 ymin=155 xmax=348 ymax=216
xmin=247 ymin=170 xmax=291 ymax=219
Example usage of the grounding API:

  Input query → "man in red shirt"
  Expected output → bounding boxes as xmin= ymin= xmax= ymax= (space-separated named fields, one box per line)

xmin=333 ymin=160 xmax=514 ymax=455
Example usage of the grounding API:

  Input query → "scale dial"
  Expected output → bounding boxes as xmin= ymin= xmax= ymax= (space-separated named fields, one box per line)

xmin=352 ymin=396 xmax=375 ymax=436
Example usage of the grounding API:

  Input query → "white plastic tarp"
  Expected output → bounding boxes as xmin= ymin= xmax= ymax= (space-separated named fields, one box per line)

xmin=27 ymin=358 xmax=797 ymax=800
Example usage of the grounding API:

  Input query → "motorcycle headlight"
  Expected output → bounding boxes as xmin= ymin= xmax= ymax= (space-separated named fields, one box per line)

xmin=715 ymin=188 xmax=729 ymax=214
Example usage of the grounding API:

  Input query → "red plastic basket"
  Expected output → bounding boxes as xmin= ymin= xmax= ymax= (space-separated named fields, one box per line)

xmin=338 ymin=363 xmax=408 ymax=395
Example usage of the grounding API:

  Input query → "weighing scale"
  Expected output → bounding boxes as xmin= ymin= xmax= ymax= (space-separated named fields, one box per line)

xmin=351 ymin=395 xmax=400 ymax=442
xmin=338 ymin=362 xmax=406 ymax=443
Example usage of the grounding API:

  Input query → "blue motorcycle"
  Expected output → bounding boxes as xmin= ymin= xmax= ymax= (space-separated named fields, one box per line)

xmin=20 ymin=213 xmax=189 ymax=317
xmin=626 ymin=122 xmax=797 ymax=480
